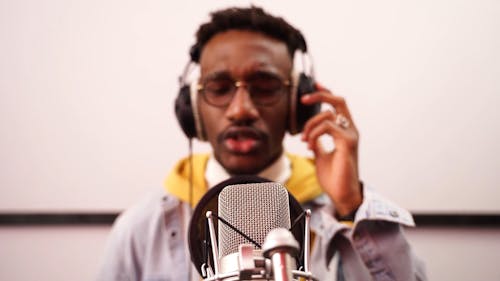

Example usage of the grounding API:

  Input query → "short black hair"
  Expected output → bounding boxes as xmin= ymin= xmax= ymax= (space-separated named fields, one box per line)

xmin=190 ymin=6 xmax=307 ymax=63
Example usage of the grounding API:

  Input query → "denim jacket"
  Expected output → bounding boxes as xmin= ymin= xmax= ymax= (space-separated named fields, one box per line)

xmin=97 ymin=186 xmax=427 ymax=281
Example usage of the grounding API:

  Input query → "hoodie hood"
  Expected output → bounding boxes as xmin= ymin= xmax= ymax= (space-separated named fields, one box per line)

xmin=165 ymin=153 xmax=323 ymax=207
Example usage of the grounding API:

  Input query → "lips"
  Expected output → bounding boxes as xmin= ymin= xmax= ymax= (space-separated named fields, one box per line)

xmin=220 ymin=127 xmax=264 ymax=154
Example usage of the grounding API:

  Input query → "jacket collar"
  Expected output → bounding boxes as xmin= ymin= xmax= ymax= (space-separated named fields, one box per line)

xmin=164 ymin=153 xmax=323 ymax=207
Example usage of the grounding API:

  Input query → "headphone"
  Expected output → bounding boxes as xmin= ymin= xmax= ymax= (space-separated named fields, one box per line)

xmin=174 ymin=40 xmax=321 ymax=141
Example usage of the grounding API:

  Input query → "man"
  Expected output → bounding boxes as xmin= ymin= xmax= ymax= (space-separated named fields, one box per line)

xmin=98 ymin=6 xmax=426 ymax=281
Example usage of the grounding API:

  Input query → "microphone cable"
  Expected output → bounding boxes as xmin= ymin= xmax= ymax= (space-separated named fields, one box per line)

xmin=188 ymin=138 xmax=194 ymax=281
xmin=212 ymin=213 xmax=261 ymax=249
xmin=188 ymin=138 xmax=193 ymax=211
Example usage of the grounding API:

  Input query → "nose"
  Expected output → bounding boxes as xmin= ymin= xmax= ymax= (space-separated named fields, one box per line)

xmin=225 ymin=86 xmax=259 ymax=124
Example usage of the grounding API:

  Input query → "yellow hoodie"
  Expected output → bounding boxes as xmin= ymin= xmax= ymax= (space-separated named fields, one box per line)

xmin=165 ymin=153 xmax=323 ymax=207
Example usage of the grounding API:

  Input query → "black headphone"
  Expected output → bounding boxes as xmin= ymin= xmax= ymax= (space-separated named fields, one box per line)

xmin=174 ymin=41 xmax=321 ymax=140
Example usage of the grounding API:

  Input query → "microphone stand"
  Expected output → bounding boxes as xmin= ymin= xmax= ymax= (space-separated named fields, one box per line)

xmin=201 ymin=210 xmax=317 ymax=281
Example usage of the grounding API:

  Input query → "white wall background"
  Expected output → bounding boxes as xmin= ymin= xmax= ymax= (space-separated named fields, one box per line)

xmin=1 ymin=0 xmax=499 ymax=213
xmin=1 ymin=0 xmax=499 ymax=280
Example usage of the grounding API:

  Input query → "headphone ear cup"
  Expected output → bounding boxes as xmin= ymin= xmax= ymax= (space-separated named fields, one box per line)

xmin=175 ymin=84 xmax=197 ymax=139
xmin=293 ymin=73 xmax=321 ymax=133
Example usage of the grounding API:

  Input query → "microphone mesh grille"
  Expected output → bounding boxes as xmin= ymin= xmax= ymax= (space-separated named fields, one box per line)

xmin=218 ymin=182 xmax=290 ymax=258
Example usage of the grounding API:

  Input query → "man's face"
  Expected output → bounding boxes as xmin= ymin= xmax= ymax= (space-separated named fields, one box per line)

xmin=198 ymin=30 xmax=292 ymax=175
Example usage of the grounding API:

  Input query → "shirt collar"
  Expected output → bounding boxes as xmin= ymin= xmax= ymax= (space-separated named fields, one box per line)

xmin=205 ymin=153 xmax=291 ymax=188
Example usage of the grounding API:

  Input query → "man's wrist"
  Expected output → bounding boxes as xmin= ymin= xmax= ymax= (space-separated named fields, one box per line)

xmin=334 ymin=181 xmax=364 ymax=221
xmin=337 ymin=209 xmax=357 ymax=222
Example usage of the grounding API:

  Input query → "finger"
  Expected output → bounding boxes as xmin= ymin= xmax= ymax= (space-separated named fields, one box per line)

xmin=306 ymin=119 xmax=350 ymax=148
xmin=335 ymin=114 xmax=351 ymax=129
xmin=308 ymin=125 xmax=359 ymax=156
xmin=303 ymin=113 xmax=359 ymax=153
xmin=305 ymin=120 xmax=338 ymax=154
xmin=301 ymin=91 xmax=354 ymax=121
xmin=301 ymin=109 xmax=336 ymax=141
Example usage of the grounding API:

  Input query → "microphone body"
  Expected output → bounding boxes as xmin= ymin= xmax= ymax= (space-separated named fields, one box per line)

xmin=263 ymin=228 xmax=299 ymax=281
xmin=270 ymin=253 xmax=295 ymax=281
xmin=218 ymin=182 xmax=294 ymax=280
xmin=218 ymin=182 xmax=291 ymax=258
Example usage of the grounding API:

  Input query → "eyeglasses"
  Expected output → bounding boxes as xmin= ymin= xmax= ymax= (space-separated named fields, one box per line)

xmin=197 ymin=76 xmax=291 ymax=107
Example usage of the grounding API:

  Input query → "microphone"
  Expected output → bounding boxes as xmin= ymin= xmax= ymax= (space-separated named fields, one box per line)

xmin=218 ymin=182 xmax=291 ymax=266
xmin=188 ymin=176 xmax=317 ymax=281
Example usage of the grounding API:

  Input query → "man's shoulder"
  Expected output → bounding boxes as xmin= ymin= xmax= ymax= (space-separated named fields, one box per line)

xmin=111 ymin=188 xmax=180 ymax=236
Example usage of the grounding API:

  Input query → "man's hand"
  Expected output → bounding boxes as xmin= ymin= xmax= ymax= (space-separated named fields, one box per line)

xmin=300 ymin=86 xmax=362 ymax=217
